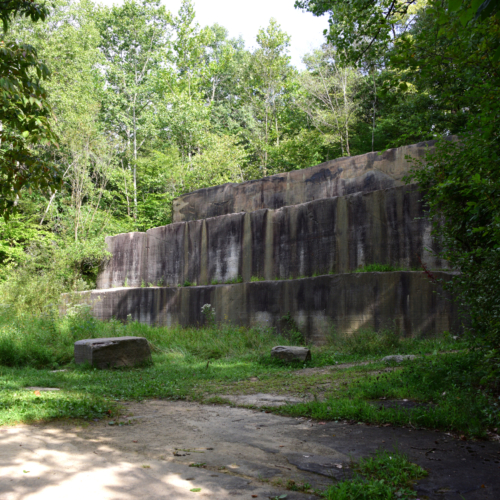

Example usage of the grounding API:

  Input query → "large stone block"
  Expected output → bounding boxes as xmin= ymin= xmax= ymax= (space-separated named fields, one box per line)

xmin=96 ymin=185 xmax=447 ymax=289
xmin=271 ymin=346 xmax=312 ymax=362
xmin=74 ymin=337 xmax=152 ymax=369
xmin=172 ymin=139 xmax=456 ymax=222
xmin=64 ymin=272 xmax=461 ymax=344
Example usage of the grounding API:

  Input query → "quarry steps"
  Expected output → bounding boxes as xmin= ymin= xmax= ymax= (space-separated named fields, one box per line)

xmin=96 ymin=184 xmax=447 ymax=290
xmin=66 ymin=139 xmax=460 ymax=343
xmin=68 ymin=271 xmax=459 ymax=343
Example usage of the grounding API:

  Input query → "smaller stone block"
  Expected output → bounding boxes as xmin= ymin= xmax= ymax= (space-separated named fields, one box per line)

xmin=382 ymin=354 xmax=416 ymax=364
xmin=74 ymin=337 xmax=152 ymax=369
xmin=271 ymin=346 xmax=311 ymax=362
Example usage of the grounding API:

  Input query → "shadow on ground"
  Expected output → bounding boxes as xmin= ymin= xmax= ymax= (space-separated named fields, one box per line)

xmin=1 ymin=399 xmax=500 ymax=500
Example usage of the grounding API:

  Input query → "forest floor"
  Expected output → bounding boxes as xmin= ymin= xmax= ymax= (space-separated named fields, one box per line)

xmin=2 ymin=359 xmax=500 ymax=500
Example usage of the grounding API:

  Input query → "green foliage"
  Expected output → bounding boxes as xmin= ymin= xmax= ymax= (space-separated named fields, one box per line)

xmin=323 ymin=450 xmax=427 ymax=500
xmin=408 ymin=134 xmax=500 ymax=378
xmin=329 ymin=329 xmax=403 ymax=357
xmin=0 ymin=0 xmax=60 ymax=217
xmin=353 ymin=264 xmax=404 ymax=273
xmin=278 ymin=351 xmax=499 ymax=437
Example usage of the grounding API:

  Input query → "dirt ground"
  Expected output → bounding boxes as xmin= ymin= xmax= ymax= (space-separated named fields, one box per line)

xmin=1 ymin=396 xmax=500 ymax=500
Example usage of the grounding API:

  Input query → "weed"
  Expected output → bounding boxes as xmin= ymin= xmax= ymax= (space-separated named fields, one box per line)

xmin=280 ymin=313 xmax=305 ymax=345
xmin=323 ymin=450 xmax=427 ymax=499
xmin=211 ymin=279 xmax=220 ymax=285
xmin=250 ymin=276 xmax=265 ymax=282
xmin=286 ymin=479 xmax=311 ymax=492
xmin=157 ymin=277 xmax=164 ymax=287
xmin=329 ymin=328 xmax=403 ymax=356
xmin=353 ymin=264 xmax=409 ymax=273
xmin=277 ymin=351 xmax=499 ymax=437
xmin=141 ymin=280 xmax=145 ymax=288
xmin=201 ymin=304 xmax=216 ymax=327
xmin=183 ymin=280 xmax=193 ymax=287
xmin=225 ymin=276 xmax=243 ymax=284
xmin=1 ymin=309 xmax=495 ymax=435
xmin=123 ymin=276 xmax=128 ymax=287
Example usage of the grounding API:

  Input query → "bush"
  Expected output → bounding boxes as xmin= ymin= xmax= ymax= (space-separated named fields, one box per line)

xmin=407 ymin=133 xmax=500 ymax=379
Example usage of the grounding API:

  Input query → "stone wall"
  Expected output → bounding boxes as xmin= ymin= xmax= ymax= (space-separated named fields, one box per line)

xmin=172 ymin=140 xmax=442 ymax=223
xmin=70 ymin=272 xmax=460 ymax=343
xmin=96 ymin=184 xmax=446 ymax=289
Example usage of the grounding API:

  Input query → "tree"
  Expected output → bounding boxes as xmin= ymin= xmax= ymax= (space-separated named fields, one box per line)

xmin=246 ymin=18 xmax=293 ymax=176
xmin=0 ymin=0 xmax=59 ymax=218
xmin=298 ymin=45 xmax=361 ymax=157
xmin=98 ymin=0 xmax=171 ymax=221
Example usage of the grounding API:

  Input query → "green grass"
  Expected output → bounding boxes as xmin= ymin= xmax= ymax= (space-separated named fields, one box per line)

xmin=276 ymin=351 xmax=499 ymax=438
xmin=323 ymin=450 xmax=427 ymax=500
xmin=353 ymin=264 xmax=407 ymax=273
xmin=0 ymin=308 xmax=497 ymax=436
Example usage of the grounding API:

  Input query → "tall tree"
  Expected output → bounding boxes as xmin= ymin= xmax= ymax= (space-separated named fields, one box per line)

xmin=299 ymin=45 xmax=361 ymax=157
xmin=98 ymin=0 xmax=171 ymax=221
xmin=247 ymin=18 xmax=292 ymax=176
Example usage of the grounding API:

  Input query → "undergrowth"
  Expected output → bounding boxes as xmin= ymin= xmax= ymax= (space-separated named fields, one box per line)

xmin=277 ymin=351 xmax=500 ymax=438
xmin=323 ymin=450 xmax=427 ymax=500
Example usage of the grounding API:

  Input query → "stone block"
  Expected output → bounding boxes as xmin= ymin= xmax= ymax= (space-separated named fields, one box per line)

xmin=382 ymin=355 xmax=416 ymax=364
xmin=62 ymin=271 xmax=461 ymax=343
xmin=271 ymin=346 xmax=312 ymax=362
xmin=172 ymin=139 xmax=457 ymax=222
xmin=74 ymin=337 xmax=152 ymax=369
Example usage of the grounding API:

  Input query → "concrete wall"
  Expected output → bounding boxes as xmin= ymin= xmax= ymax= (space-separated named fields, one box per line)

xmin=96 ymin=184 xmax=446 ymax=289
xmin=71 ymin=272 xmax=460 ymax=343
xmin=172 ymin=140 xmax=444 ymax=223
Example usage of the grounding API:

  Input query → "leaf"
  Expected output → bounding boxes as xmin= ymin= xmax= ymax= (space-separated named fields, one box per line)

xmin=448 ymin=0 xmax=463 ymax=11
xmin=34 ymin=390 xmax=41 ymax=396
xmin=190 ymin=488 xmax=201 ymax=492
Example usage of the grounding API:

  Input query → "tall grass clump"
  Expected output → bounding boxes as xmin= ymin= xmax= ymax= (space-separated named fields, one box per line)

xmin=328 ymin=327 xmax=461 ymax=357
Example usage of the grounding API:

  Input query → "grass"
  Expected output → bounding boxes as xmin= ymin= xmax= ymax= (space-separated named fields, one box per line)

xmin=353 ymin=264 xmax=408 ymax=273
xmin=0 ymin=307 xmax=498 ymax=437
xmin=323 ymin=450 xmax=427 ymax=500
xmin=276 ymin=350 xmax=500 ymax=438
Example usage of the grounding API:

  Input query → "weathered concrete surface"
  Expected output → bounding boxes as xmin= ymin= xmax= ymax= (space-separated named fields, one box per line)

xmin=172 ymin=140 xmax=448 ymax=222
xmin=97 ymin=185 xmax=446 ymax=289
xmin=1 ymin=400 xmax=499 ymax=500
xmin=271 ymin=346 xmax=312 ymax=362
xmin=74 ymin=337 xmax=152 ymax=369
xmin=68 ymin=272 xmax=460 ymax=343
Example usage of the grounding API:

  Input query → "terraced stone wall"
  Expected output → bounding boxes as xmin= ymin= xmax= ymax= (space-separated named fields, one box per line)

xmin=97 ymin=184 xmax=446 ymax=290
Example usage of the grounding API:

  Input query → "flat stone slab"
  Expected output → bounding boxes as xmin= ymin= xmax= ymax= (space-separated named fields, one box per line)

xmin=24 ymin=387 xmax=60 ymax=392
xmin=74 ymin=336 xmax=152 ymax=369
xmin=222 ymin=393 xmax=313 ymax=407
xmin=271 ymin=346 xmax=312 ymax=362
xmin=382 ymin=354 xmax=417 ymax=364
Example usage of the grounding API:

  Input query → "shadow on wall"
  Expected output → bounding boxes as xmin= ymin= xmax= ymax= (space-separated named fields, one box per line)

xmin=71 ymin=272 xmax=461 ymax=344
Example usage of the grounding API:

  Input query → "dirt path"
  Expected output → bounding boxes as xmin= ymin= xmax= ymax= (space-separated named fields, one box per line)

xmin=1 ymin=399 xmax=500 ymax=499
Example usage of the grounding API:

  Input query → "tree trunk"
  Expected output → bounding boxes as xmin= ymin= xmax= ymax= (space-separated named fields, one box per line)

xmin=133 ymin=101 xmax=138 ymax=222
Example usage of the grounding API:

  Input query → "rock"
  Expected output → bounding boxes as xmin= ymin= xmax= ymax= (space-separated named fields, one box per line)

xmin=25 ymin=387 xmax=60 ymax=391
xmin=74 ymin=337 xmax=152 ymax=369
xmin=382 ymin=355 xmax=416 ymax=364
xmin=271 ymin=346 xmax=311 ymax=362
